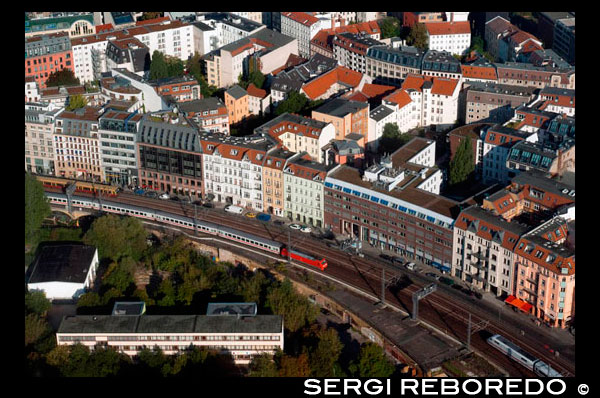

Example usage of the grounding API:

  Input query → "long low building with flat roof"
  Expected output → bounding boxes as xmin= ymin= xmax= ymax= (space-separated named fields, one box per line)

xmin=56 ymin=313 xmax=284 ymax=365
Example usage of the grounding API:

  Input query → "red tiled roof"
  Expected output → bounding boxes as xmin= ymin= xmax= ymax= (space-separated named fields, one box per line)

xmin=509 ymin=30 xmax=541 ymax=46
xmin=95 ymin=24 xmax=114 ymax=34
xmin=71 ymin=20 xmax=188 ymax=47
xmin=281 ymin=12 xmax=319 ymax=27
xmin=483 ymin=131 xmax=524 ymax=146
xmin=361 ymin=83 xmax=396 ymax=98
xmin=135 ymin=17 xmax=170 ymax=26
xmin=454 ymin=211 xmax=522 ymax=251
xmin=425 ymin=21 xmax=470 ymax=36
xmin=65 ymin=86 xmax=86 ymax=95
xmin=229 ymin=41 xmax=255 ymax=57
xmin=485 ymin=16 xmax=515 ymax=36
xmin=514 ymin=237 xmax=575 ymax=275
xmin=345 ymin=91 xmax=369 ymax=103
xmin=461 ymin=65 xmax=498 ymax=80
xmin=401 ymin=74 xmax=458 ymax=97
xmin=310 ymin=21 xmax=381 ymax=52
xmin=519 ymin=40 xmax=543 ymax=54
xmin=301 ymin=66 xmax=363 ymax=100
xmin=383 ymin=89 xmax=412 ymax=108
xmin=246 ymin=83 xmax=267 ymax=99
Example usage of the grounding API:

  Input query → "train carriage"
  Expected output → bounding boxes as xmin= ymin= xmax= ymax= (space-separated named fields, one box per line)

xmin=487 ymin=334 xmax=563 ymax=377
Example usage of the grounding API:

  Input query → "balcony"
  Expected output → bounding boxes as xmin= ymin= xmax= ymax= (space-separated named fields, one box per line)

xmin=471 ymin=251 xmax=487 ymax=260
xmin=521 ymin=287 xmax=538 ymax=296
xmin=470 ymin=259 xmax=487 ymax=270
xmin=471 ymin=273 xmax=486 ymax=282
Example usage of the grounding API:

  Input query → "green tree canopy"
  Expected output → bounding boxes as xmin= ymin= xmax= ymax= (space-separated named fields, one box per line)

xmin=139 ymin=12 xmax=163 ymax=21
xmin=66 ymin=94 xmax=88 ymax=111
xmin=349 ymin=342 xmax=395 ymax=377
xmin=186 ymin=52 xmax=217 ymax=98
xmin=25 ymin=290 xmax=51 ymax=315
xmin=248 ymin=352 xmax=279 ymax=377
xmin=150 ymin=50 xmax=169 ymax=80
xmin=25 ymin=313 xmax=51 ymax=347
xmin=278 ymin=353 xmax=311 ymax=377
xmin=77 ymin=291 xmax=102 ymax=308
xmin=407 ymin=23 xmax=429 ymax=50
xmin=378 ymin=123 xmax=412 ymax=155
xmin=449 ymin=137 xmax=475 ymax=186
xmin=310 ymin=327 xmax=344 ymax=377
xmin=275 ymin=91 xmax=310 ymax=116
xmin=83 ymin=214 xmax=148 ymax=261
xmin=102 ymin=256 xmax=136 ymax=294
xmin=378 ymin=17 xmax=401 ymax=39
xmin=25 ymin=173 xmax=51 ymax=245
xmin=166 ymin=56 xmax=185 ymax=78
xmin=266 ymin=278 xmax=319 ymax=332
xmin=45 ymin=69 xmax=80 ymax=87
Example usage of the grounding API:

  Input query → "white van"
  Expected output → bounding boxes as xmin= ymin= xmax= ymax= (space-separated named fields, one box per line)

xmin=224 ymin=205 xmax=244 ymax=215
xmin=405 ymin=262 xmax=416 ymax=271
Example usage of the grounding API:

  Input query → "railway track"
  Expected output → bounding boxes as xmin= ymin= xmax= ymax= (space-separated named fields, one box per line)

xmin=52 ymin=190 xmax=575 ymax=376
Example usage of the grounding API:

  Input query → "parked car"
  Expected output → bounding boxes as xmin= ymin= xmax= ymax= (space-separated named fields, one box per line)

xmin=144 ymin=191 xmax=158 ymax=198
xmin=193 ymin=200 xmax=203 ymax=206
xmin=273 ymin=220 xmax=285 ymax=226
xmin=451 ymin=284 xmax=463 ymax=290
xmin=392 ymin=256 xmax=405 ymax=265
xmin=224 ymin=205 xmax=244 ymax=214
xmin=439 ymin=276 xmax=455 ymax=286
xmin=134 ymin=188 xmax=145 ymax=195
xmin=289 ymin=224 xmax=302 ymax=230
xmin=159 ymin=193 xmax=170 ymax=200
xmin=425 ymin=272 xmax=440 ymax=280
xmin=170 ymin=196 xmax=180 ymax=201
xmin=405 ymin=262 xmax=416 ymax=271
xmin=379 ymin=254 xmax=393 ymax=262
xmin=301 ymin=226 xmax=312 ymax=233
xmin=202 ymin=202 xmax=214 ymax=208
xmin=245 ymin=212 xmax=257 ymax=218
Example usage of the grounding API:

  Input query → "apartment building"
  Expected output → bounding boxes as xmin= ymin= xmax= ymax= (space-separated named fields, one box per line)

xmin=324 ymin=138 xmax=453 ymax=270
xmin=462 ymin=82 xmax=537 ymax=124
xmin=25 ymin=13 xmax=95 ymax=39
xmin=110 ymin=68 xmax=171 ymax=112
xmin=175 ymin=97 xmax=230 ymax=135
xmin=498 ymin=30 xmax=543 ymax=63
xmin=365 ymin=45 xmax=424 ymax=85
xmin=461 ymin=58 xmax=498 ymax=84
xmin=149 ymin=75 xmax=202 ymax=103
xmin=421 ymin=50 xmax=462 ymax=80
xmin=262 ymin=148 xmax=299 ymax=217
xmin=332 ymin=33 xmax=382 ymax=74
xmin=98 ymin=110 xmax=143 ymax=186
xmin=513 ymin=217 xmax=575 ymax=328
xmin=280 ymin=12 xmax=323 ymax=58
xmin=424 ymin=21 xmax=471 ymax=56
xmin=452 ymin=205 xmax=530 ymax=295
xmin=25 ymin=32 xmax=74 ymax=89
xmin=105 ymin=37 xmax=150 ymax=77
xmin=537 ymin=87 xmax=575 ymax=117
xmin=401 ymin=73 xmax=461 ymax=128
xmin=200 ymin=134 xmax=277 ymax=210
xmin=254 ymin=113 xmax=336 ymax=163
xmin=197 ymin=12 xmax=265 ymax=50
xmin=485 ymin=16 xmax=520 ymax=61
xmin=506 ymin=139 xmax=575 ymax=179
xmin=25 ymin=103 xmax=63 ymax=175
xmin=380 ymin=89 xmax=419 ymax=134
xmin=224 ymin=85 xmax=249 ymax=125
xmin=312 ymin=98 xmax=369 ymax=142
xmin=310 ymin=20 xmax=381 ymax=58
xmin=56 ymin=313 xmax=284 ymax=365
xmin=246 ymin=83 xmax=271 ymax=116
xmin=402 ymin=12 xmax=445 ymax=27
xmin=553 ymin=17 xmax=575 ymax=65
xmin=284 ymin=155 xmax=334 ymax=227
xmin=53 ymin=106 xmax=104 ymax=181
xmin=495 ymin=62 xmax=575 ymax=90
xmin=137 ymin=114 xmax=204 ymax=198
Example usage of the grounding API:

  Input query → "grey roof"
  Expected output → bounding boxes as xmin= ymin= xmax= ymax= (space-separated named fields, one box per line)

xmin=191 ymin=21 xmax=214 ymax=31
xmin=58 ymin=314 xmax=283 ymax=334
xmin=366 ymin=45 xmax=424 ymax=69
xmin=508 ymin=141 xmax=559 ymax=171
xmin=495 ymin=62 xmax=573 ymax=73
xmin=327 ymin=139 xmax=363 ymax=156
xmin=176 ymin=97 xmax=226 ymax=114
xmin=112 ymin=302 xmax=146 ymax=316
xmin=249 ymin=28 xmax=295 ymax=50
xmin=370 ymin=104 xmax=394 ymax=121
xmin=422 ymin=50 xmax=461 ymax=74
xmin=336 ymin=32 xmax=382 ymax=47
xmin=314 ymin=98 xmax=369 ymax=117
xmin=271 ymin=53 xmax=337 ymax=94
xmin=487 ymin=124 xmax=533 ymax=140
xmin=148 ymin=74 xmax=198 ymax=87
xmin=530 ymin=49 xmax=571 ymax=69
xmin=198 ymin=131 xmax=278 ymax=151
xmin=206 ymin=303 xmax=257 ymax=316
xmin=200 ymin=12 xmax=264 ymax=33
xmin=540 ymin=86 xmax=575 ymax=97
xmin=465 ymin=81 xmax=537 ymax=97
xmin=29 ymin=244 xmax=97 ymax=284
xmin=461 ymin=206 xmax=531 ymax=236
xmin=226 ymin=84 xmax=247 ymax=100
xmin=138 ymin=116 xmax=202 ymax=152
xmin=540 ymin=12 xmax=574 ymax=23
xmin=511 ymin=169 xmax=575 ymax=200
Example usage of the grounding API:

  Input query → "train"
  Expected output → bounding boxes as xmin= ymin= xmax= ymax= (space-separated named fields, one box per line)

xmin=35 ymin=175 xmax=120 ymax=197
xmin=45 ymin=192 xmax=328 ymax=271
xmin=487 ymin=334 xmax=563 ymax=377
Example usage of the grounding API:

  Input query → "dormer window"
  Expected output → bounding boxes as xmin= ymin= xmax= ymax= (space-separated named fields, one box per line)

xmin=231 ymin=149 xmax=238 ymax=155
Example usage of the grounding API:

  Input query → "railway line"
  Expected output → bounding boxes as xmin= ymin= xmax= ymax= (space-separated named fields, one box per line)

xmin=49 ymin=189 xmax=574 ymax=376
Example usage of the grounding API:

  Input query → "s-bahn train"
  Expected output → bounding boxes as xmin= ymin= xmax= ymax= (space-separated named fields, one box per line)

xmin=487 ymin=334 xmax=563 ymax=377
xmin=46 ymin=192 xmax=328 ymax=271
xmin=35 ymin=175 xmax=120 ymax=197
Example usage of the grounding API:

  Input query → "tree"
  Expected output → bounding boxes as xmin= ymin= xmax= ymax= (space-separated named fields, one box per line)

xmin=407 ymin=23 xmax=429 ymax=50
xmin=25 ymin=290 xmax=51 ymax=316
xmin=25 ymin=313 xmax=51 ymax=346
xmin=279 ymin=353 xmax=311 ymax=377
xmin=76 ymin=291 xmax=102 ymax=308
xmin=45 ymin=69 xmax=80 ymax=87
xmin=378 ymin=123 xmax=412 ymax=155
xmin=25 ymin=173 xmax=51 ymax=245
xmin=139 ymin=12 xmax=163 ymax=21
xmin=248 ymin=353 xmax=279 ymax=377
xmin=149 ymin=50 xmax=169 ymax=80
xmin=310 ymin=327 xmax=343 ymax=377
xmin=166 ymin=56 xmax=184 ymax=78
xmin=348 ymin=342 xmax=395 ymax=377
xmin=378 ymin=17 xmax=401 ymax=39
xmin=449 ymin=137 xmax=475 ymax=186
xmin=83 ymin=214 xmax=147 ymax=261
xmin=102 ymin=256 xmax=136 ymax=294
xmin=156 ymin=278 xmax=176 ymax=306
xmin=266 ymin=278 xmax=319 ymax=332
xmin=186 ymin=52 xmax=217 ymax=98
xmin=66 ymin=94 xmax=88 ymax=111
xmin=275 ymin=91 xmax=309 ymax=116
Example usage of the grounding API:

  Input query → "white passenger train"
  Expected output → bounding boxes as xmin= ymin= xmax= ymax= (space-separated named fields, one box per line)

xmin=487 ymin=334 xmax=563 ymax=377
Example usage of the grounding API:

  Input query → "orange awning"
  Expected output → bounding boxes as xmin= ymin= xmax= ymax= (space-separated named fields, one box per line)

xmin=521 ymin=302 xmax=533 ymax=312
xmin=505 ymin=295 xmax=533 ymax=313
